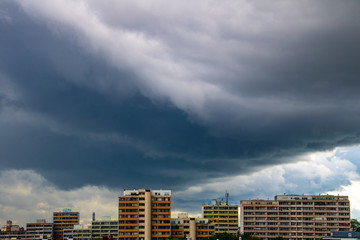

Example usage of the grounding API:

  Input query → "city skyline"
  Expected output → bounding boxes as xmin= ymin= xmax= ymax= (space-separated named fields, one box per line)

xmin=0 ymin=192 xmax=353 ymax=240
xmin=1 ymin=0 xmax=360 ymax=228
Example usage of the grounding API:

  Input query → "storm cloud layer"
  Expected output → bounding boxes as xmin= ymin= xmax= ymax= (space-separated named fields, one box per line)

xmin=1 ymin=0 xmax=360 ymax=191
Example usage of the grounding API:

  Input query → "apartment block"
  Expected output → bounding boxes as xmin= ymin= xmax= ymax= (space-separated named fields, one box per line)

xmin=118 ymin=189 xmax=171 ymax=240
xmin=202 ymin=200 xmax=239 ymax=235
xmin=171 ymin=214 xmax=215 ymax=239
xmin=26 ymin=219 xmax=53 ymax=240
xmin=0 ymin=220 xmax=26 ymax=240
xmin=63 ymin=224 xmax=91 ymax=240
xmin=53 ymin=209 xmax=80 ymax=240
xmin=240 ymin=194 xmax=351 ymax=240
xmin=91 ymin=216 xmax=118 ymax=239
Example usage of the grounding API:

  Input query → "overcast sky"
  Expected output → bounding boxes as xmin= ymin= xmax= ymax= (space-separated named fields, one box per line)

xmin=1 ymin=0 xmax=360 ymax=226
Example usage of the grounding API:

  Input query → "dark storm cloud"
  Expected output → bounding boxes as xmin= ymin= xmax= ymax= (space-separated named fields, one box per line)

xmin=0 ymin=0 xmax=360 ymax=190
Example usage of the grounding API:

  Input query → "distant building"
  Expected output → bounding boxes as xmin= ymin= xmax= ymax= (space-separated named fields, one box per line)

xmin=26 ymin=219 xmax=53 ymax=240
xmin=63 ymin=225 xmax=91 ymax=240
xmin=240 ymin=194 xmax=351 ymax=240
xmin=324 ymin=231 xmax=360 ymax=240
xmin=118 ymin=189 xmax=171 ymax=240
xmin=62 ymin=216 xmax=118 ymax=240
xmin=171 ymin=213 xmax=215 ymax=239
xmin=91 ymin=216 xmax=118 ymax=239
xmin=53 ymin=209 xmax=79 ymax=240
xmin=202 ymin=200 xmax=239 ymax=235
xmin=0 ymin=220 xmax=26 ymax=240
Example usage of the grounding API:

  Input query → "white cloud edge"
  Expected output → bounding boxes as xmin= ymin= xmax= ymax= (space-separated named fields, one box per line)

xmin=2 ymin=146 xmax=360 ymax=227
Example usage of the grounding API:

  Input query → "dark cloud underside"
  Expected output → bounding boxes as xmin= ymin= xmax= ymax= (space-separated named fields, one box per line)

xmin=0 ymin=0 xmax=360 ymax=191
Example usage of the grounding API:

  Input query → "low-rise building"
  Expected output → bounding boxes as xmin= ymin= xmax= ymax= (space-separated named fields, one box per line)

xmin=26 ymin=219 xmax=53 ymax=240
xmin=91 ymin=216 xmax=118 ymax=239
xmin=202 ymin=200 xmax=239 ymax=235
xmin=171 ymin=213 xmax=215 ymax=239
xmin=63 ymin=225 xmax=91 ymax=240
xmin=0 ymin=220 xmax=26 ymax=240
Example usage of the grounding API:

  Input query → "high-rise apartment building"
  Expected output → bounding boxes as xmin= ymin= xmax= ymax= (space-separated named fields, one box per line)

xmin=53 ymin=209 xmax=80 ymax=240
xmin=202 ymin=200 xmax=239 ymax=235
xmin=118 ymin=189 xmax=171 ymax=240
xmin=26 ymin=219 xmax=53 ymax=240
xmin=240 ymin=194 xmax=351 ymax=240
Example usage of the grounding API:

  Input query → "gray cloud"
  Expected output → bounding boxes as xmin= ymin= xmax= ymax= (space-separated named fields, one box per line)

xmin=173 ymin=148 xmax=359 ymax=214
xmin=0 ymin=0 xmax=360 ymax=193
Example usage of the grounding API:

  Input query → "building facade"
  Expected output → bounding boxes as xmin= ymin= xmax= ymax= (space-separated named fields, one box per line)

xmin=63 ymin=225 xmax=91 ymax=240
xmin=171 ymin=214 xmax=215 ymax=239
xmin=91 ymin=216 xmax=118 ymax=239
xmin=118 ymin=189 xmax=171 ymax=240
xmin=202 ymin=200 xmax=239 ymax=235
xmin=240 ymin=194 xmax=351 ymax=240
xmin=0 ymin=220 xmax=26 ymax=240
xmin=53 ymin=209 xmax=80 ymax=240
xmin=26 ymin=219 xmax=53 ymax=240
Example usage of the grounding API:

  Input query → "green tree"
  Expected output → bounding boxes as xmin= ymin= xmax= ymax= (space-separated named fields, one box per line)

xmin=351 ymin=218 xmax=360 ymax=231
xmin=209 ymin=232 xmax=238 ymax=240
xmin=241 ymin=233 xmax=251 ymax=240
xmin=239 ymin=233 xmax=260 ymax=240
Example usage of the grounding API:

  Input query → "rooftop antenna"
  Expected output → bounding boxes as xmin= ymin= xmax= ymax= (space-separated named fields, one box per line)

xmin=225 ymin=190 xmax=229 ymax=205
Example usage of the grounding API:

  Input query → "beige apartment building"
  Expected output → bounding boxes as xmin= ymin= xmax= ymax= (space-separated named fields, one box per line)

xmin=0 ymin=220 xmax=26 ymax=240
xmin=118 ymin=189 xmax=171 ymax=240
xmin=171 ymin=213 xmax=215 ymax=239
xmin=63 ymin=224 xmax=91 ymax=240
xmin=240 ymin=194 xmax=350 ymax=240
xmin=26 ymin=219 xmax=53 ymax=240
xmin=91 ymin=216 xmax=118 ymax=239
xmin=202 ymin=200 xmax=239 ymax=235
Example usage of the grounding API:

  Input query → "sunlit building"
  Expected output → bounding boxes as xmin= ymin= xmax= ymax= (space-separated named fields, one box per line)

xmin=91 ymin=216 xmax=118 ymax=239
xmin=118 ymin=189 xmax=171 ymax=240
xmin=171 ymin=213 xmax=215 ymax=239
xmin=53 ymin=209 xmax=80 ymax=240
xmin=202 ymin=200 xmax=239 ymax=235
xmin=63 ymin=224 xmax=91 ymax=240
xmin=0 ymin=220 xmax=26 ymax=240
xmin=240 ymin=194 xmax=351 ymax=240
xmin=26 ymin=219 xmax=53 ymax=240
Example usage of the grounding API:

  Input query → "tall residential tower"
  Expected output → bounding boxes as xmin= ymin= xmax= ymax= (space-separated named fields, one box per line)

xmin=118 ymin=189 xmax=171 ymax=240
